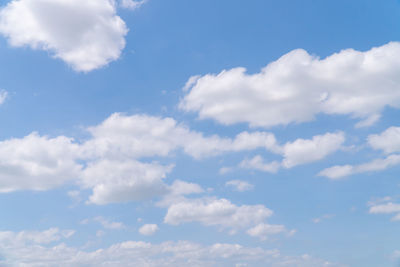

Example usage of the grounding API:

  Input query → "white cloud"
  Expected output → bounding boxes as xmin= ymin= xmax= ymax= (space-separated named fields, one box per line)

xmin=240 ymin=132 xmax=344 ymax=172
xmin=163 ymin=197 xmax=287 ymax=238
xmin=368 ymin=198 xmax=400 ymax=221
xmin=0 ymin=132 xmax=82 ymax=192
xmin=93 ymin=216 xmax=125 ymax=229
xmin=0 ymin=228 xmax=74 ymax=246
xmin=225 ymin=180 xmax=254 ymax=192
xmin=246 ymin=223 xmax=287 ymax=240
xmin=82 ymin=159 xmax=173 ymax=205
xmin=240 ymin=155 xmax=280 ymax=173
xmin=0 ymin=229 xmax=343 ymax=267
xmin=0 ymin=0 xmax=128 ymax=72
xmin=0 ymin=90 xmax=8 ymax=104
xmin=139 ymin=224 xmax=159 ymax=236
xmin=319 ymin=154 xmax=400 ymax=179
xmin=83 ymin=113 xmax=280 ymax=159
xmin=368 ymin=127 xmax=400 ymax=154
xmin=180 ymin=42 xmax=400 ymax=128
xmin=120 ymin=0 xmax=147 ymax=10
xmin=281 ymin=132 xmax=345 ymax=168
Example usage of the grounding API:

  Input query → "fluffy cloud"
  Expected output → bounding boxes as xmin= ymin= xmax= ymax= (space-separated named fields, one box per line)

xmin=240 ymin=132 xmax=344 ymax=172
xmin=180 ymin=42 xmax=400 ymax=128
xmin=368 ymin=127 xmax=400 ymax=154
xmin=138 ymin=224 xmax=159 ymax=236
xmin=0 ymin=0 xmax=128 ymax=72
xmin=0 ymin=229 xmax=342 ymax=267
xmin=319 ymin=154 xmax=400 ymax=179
xmin=83 ymin=113 xmax=280 ymax=159
xmin=163 ymin=197 xmax=290 ymax=238
xmin=281 ymin=132 xmax=345 ymax=168
xmin=0 ymin=132 xmax=82 ymax=192
xmin=82 ymin=159 xmax=173 ymax=205
xmin=225 ymin=180 xmax=254 ymax=192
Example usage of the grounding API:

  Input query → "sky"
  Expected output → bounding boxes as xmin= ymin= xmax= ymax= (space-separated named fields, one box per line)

xmin=0 ymin=0 xmax=399 ymax=266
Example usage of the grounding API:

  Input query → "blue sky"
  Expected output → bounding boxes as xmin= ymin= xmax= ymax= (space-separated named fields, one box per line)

xmin=0 ymin=0 xmax=400 ymax=266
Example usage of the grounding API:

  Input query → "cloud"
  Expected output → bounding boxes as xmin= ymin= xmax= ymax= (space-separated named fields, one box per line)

xmin=225 ymin=180 xmax=254 ymax=192
xmin=0 ymin=90 xmax=8 ymax=104
xmin=246 ymin=223 xmax=287 ymax=240
xmin=138 ymin=224 xmax=159 ymax=236
xmin=0 ymin=132 xmax=82 ymax=193
xmin=281 ymin=132 xmax=345 ymax=168
xmin=239 ymin=156 xmax=280 ymax=173
xmin=82 ymin=159 xmax=173 ymax=205
xmin=368 ymin=127 xmax=400 ymax=154
xmin=180 ymin=42 xmax=400 ymax=128
xmin=319 ymin=154 xmax=400 ymax=179
xmin=0 ymin=229 xmax=343 ymax=267
xmin=93 ymin=216 xmax=125 ymax=229
xmin=0 ymin=228 xmax=74 ymax=246
xmin=120 ymin=0 xmax=147 ymax=10
xmin=163 ymin=196 xmax=290 ymax=238
xmin=0 ymin=0 xmax=128 ymax=72
xmin=240 ymin=132 xmax=344 ymax=172
xmin=0 ymin=113 xmax=344 ymax=203
xmin=83 ymin=113 xmax=280 ymax=159
xmin=368 ymin=197 xmax=400 ymax=221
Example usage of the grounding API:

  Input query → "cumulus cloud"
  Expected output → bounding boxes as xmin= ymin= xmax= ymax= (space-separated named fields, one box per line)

xmin=180 ymin=42 xmax=400 ymax=128
xmin=139 ymin=224 xmax=159 ymax=236
xmin=319 ymin=154 xmax=400 ymax=179
xmin=82 ymin=159 xmax=173 ymax=205
xmin=0 ymin=132 xmax=82 ymax=193
xmin=163 ymin=197 xmax=291 ymax=238
xmin=0 ymin=229 xmax=343 ymax=267
xmin=368 ymin=127 xmax=400 ymax=154
xmin=225 ymin=180 xmax=254 ymax=192
xmin=246 ymin=223 xmax=287 ymax=240
xmin=0 ymin=0 xmax=128 ymax=72
xmin=83 ymin=113 xmax=280 ymax=159
xmin=240 ymin=132 xmax=344 ymax=172
xmin=281 ymin=132 xmax=345 ymax=168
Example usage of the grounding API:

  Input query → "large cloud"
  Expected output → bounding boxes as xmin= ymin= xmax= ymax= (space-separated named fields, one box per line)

xmin=180 ymin=42 xmax=400 ymax=128
xmin=0 ymin=0 xmax=128 ymax=72
xmin=83 ymin=113 xmax=280 ymax=159
xmin=0 ymin=228 xmax=342 ymax=267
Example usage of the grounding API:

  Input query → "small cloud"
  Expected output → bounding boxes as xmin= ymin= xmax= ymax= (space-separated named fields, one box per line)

xmin=138 ymin=224 xmax=159 ymax=236
xmin=225 ymin=180 xmax=254 ymax=192
xmin=0 ymin=90 xmax=8 ymax=105
xmin=119 ymin=0 xmax=148 ymax=10
xmin=312 ymin=214 xmax=335 ymax=224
